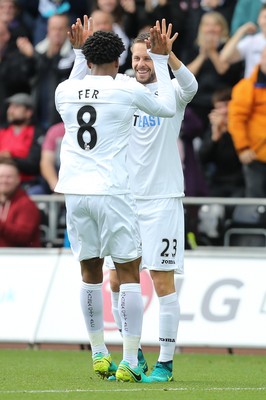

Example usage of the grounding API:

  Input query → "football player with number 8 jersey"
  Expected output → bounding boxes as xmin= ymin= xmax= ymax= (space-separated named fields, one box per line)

xmin=55 ymin=20 xmax=177 ymax=383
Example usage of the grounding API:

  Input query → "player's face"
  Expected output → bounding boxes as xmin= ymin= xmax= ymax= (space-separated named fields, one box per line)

xmin=131 ymin=42 xmax=156 ymax=85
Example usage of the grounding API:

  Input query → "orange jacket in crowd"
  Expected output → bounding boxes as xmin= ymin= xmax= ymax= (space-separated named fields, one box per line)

xmin=228 ymin=65 xmax=266 ymax=162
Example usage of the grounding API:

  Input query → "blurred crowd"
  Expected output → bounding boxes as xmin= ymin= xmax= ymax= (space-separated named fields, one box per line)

xmin=1 ymin=0 xmax=266 ymax=248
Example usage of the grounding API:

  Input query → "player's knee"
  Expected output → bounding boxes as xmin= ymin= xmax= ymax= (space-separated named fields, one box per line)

xmin=150 ymin=270 xmax=175 ymax=297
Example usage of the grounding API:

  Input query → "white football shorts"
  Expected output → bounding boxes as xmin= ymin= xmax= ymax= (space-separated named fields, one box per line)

xmin=65 ymin=193 xmax=142 ymax=263
xmin=107 ymin=197 xmax=184 ymax=274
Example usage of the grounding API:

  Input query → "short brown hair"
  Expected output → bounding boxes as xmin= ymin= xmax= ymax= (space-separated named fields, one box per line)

xmin=0 ymin=157 xmax=19 ymax=170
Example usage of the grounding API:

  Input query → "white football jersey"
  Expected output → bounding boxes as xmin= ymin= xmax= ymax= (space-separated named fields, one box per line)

xmin=55 ymin=54 xmax=176 ymax=195
xmin=127 ymin=64 xmax=198 ymax=199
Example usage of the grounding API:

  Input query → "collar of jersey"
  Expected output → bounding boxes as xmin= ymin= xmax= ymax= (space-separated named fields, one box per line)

xmin=145 ymin=82 xmax=158 ymax=91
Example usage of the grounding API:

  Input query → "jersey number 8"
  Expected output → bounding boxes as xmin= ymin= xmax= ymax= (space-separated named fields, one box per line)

xmin=77 ymin=105 xmax=97 ymax=150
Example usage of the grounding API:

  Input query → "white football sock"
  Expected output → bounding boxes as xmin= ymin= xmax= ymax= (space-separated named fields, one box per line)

xmin=158 ymin=292 xmax=180 ymax=362
xmin=111 ymin=289 xmax=143 ymax=356
xmin=80 ymin=282 xmax=108 ymax=356
xmin=111 ymin=290 xmax=122 ymax=332
xmin=119 ymin=283 xmax=144 ymax=367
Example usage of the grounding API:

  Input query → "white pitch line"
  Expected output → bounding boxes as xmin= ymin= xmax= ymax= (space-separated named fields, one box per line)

xmin=0 ymin=387 xmax=265 ymax=394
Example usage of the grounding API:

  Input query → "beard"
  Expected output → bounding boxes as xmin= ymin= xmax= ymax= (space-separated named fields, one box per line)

xmin=7 ymin=117 xmax=28 ymax=125
xmin=135 ymin=70 xmax=156 ymax=85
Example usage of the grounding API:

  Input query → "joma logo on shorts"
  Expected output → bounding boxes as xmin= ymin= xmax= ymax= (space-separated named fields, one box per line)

xmin=159 ymin=337 xmax=176 ymax=342
xmin=161 ymin=260 xmax=175 ymax=264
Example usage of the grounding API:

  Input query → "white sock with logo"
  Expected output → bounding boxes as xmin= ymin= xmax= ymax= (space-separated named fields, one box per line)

xmin=119 ymin=283 xmax=144 ymax=367
xmin=158 ymin=292 xmax=180 ymax=362
xmin=80 ymin=282 xmax=108 ymax=356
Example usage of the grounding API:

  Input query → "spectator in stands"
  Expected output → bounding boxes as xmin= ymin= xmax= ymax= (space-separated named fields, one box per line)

xmin=228 ymin=46 xmax=266 ymax=198
xmin=0 ymin=20 xmax=34 ymax=126
xmin=182 ymin=0 xmax=237 ymax=60
xmin=40 ymin=121 xmax=64 ymax=193
xmin=179 ymin=105 xmax=209 ymax=248
xmin=121 ymin=0 xmax=188 ymax=59
xmin=120 ymin=0 xmax=154 ymax=41
xmin=16 ymin=13 xmax=75 ymax=130
xmin=0 ymin=157 xmax=41 ymax=247
xmin=91 ymin=0 xmax=125 ymax=27
xmin=199 ymin=87 xmax=245 ymax=198
xmin=230 ymin=0 xmax=265 ymax=35
xmin=180 ymin=106 xmax=208 ymax=198
xmin=40 ymin=121 xmax=66 ymax=243
xmin=184 ymin=11 xmax=243 ymax=130
xmin=91 ymin=9 xmax=113 ymax=31
xmin=32 ymin=0 xmax=70 ymax=45
xmin=196 ymin=87 xmax=245 ymax=241
xmin=31 ymin=0 xmax=91 ymax=45
xmin=15 ymin=1 xmax=39 ymax=38
xmin=0 ymin=0 xmax=32 ymax=43
xmin=91 ymin=0 xmax=131 ymax=72
xmin=220 ymin=4 xmax=266 ymax=78
xmin=89 ymin=9 xmax=130 ymax=72
xmin=0 ymin=93 xmax=44 ymax=194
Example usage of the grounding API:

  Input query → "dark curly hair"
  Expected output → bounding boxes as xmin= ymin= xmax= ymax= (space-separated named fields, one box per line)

xmin=82 ymin=31 xmax=125 ymax=65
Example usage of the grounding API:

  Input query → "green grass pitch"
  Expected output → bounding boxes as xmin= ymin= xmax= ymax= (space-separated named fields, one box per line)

xmin=0 ymin=349 xmax=265 ymax=400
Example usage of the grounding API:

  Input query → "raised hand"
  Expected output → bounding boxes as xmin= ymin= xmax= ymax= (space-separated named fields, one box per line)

xmin=157 ymin=19 xmax=178 ymax=54
xmin=149 ymin=19 xmax=178 ymax=55
xmin=68 ymin=15 xmax=93 ymax=49
xmin=149 ymin=19 xmax=168 ymax=55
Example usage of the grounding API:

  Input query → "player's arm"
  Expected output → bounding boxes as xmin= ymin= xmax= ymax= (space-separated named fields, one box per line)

xmin=169 ymin=51 xmax=198 ymax=104
xmin=134 ymin=20 xmax=176 ymax=117
xmin=69 ymin=49 xmax=89 ymax=80
xmin=68 ymin=16 xmax=92 ymax=79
